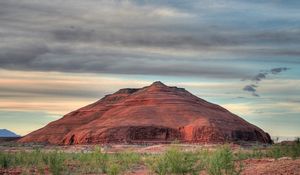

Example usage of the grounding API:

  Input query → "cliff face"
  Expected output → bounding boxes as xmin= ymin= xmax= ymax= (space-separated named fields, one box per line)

xmin=19 ymin=81 xmax=272 ymax=145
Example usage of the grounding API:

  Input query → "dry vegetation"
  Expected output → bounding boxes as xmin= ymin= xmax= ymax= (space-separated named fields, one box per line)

xmin=0 ymin=139 xmax=300 ymax=175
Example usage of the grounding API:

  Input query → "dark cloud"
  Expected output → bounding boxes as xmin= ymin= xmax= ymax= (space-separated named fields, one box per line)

xmin=52 ymin=27 xmax=95 ymax=42
xmin=243 ymin=67 xmax=289 ymax=97
xmin=253 ymin=30 xmax=300 ymax=44
xmin=271 ymin=50 xmax=300 ymax=56
xmin=252 ymin=73 xmax=268 ymax=82
xmin=250 ymin=67 xmax=288 ymax=82
xmin=243 ymin=85 xmax=256 ymax=92
xmin=48 ymin=26 xmax=300 ymax=53
xmin=271 ymin=67 xmax=288 ymax=74
xmin=50 ymin=26 xmax=243 ymax=49
xmin=243 ymin=84 xmax=259 ymax=97
xmin=0 ymin=44 xmax=249 ymax=78
xmin=0 ymin=44 xmax=49 ymax=69
xmin=243 ymin=49 xmax=300 ymax=57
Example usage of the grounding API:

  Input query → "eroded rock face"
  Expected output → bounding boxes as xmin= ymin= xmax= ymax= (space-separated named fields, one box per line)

xmin=19 ymin=81 xmax=272 ymax=145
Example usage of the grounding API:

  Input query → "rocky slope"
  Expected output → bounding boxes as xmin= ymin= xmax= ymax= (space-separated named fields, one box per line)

xmin=19 ymin=81 xmax=272 ymax=145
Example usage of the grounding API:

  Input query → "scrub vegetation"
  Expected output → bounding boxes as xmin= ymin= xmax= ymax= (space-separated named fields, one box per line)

xmin=1 ymin=139 xmax=300 ymax=175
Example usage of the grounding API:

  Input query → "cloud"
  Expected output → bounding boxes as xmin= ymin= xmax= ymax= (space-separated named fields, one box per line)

xmin=0 ymin=0 xmax=300 ymax=79
xmin=52 ymin=27 xmax=95 ymax=42
xmin=243 ymin=67 xmax=289 ymax=97
xmin=0 ymin=69 xmax=153 ymax=115
xmin=243 ymin=85 xmax=256 ymax=92
xmin=0 ymin=42 xmax=251 ymax=78
xmin=271 ymin=67 xmax=289 ymax=74
xmin=252 ymin=73 xmax=268 ymax=82
xmin=0 ymin=44 xmax=49 ymax=68
xmin=243 ymin=84 xmax=259 ymax=97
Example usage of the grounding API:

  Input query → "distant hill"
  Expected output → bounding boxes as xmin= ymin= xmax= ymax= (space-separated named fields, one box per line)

xmin=0 ymin=129 xmax=20 ymax=137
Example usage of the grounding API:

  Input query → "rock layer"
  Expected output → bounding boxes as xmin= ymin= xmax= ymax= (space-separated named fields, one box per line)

xmin=19 ymin=81 xmax=272 ymax=145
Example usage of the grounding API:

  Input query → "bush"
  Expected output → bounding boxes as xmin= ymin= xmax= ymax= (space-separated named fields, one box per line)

xmin=146 ymin=147 xmax=203 ymax=175
xmin=78 ymin=146 xmax=109 ymax=173
xmin=267 ymin=145 xmax=283 ymax=159
xmin=207 ymin=146 xmax=242 ymax=175
xmin=76 ymin=147 xmax=140 ymax=174
xmin=235 ymin=140 xmax=300 ymax=161
xmin=290 ymin=138 xmax=300 ymax=159
xmin=107 ymin=163 xmax=121 ymax=175
xmin=93 ymin=146 xmax=109 ymax=173
xmin=109 ymin=151 xmax=141 ymax=175
xmin=47 ymin=151 xmax=66 ymax=175
xmin=146 ymin=155 xmax=168 ymax=175
xmin=114 ymin=152 xmax=140 ymax=170
xmin=166 ymin=148 xmax=202 ymax=174
xmin=0 ymin=152 xmax=11 ymax=168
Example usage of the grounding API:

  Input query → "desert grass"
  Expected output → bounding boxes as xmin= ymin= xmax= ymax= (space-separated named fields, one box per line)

xmin=1 ymin=139 xmax=300 ymax=175
xmin=236 ymin=138 xmax=300 ymax=160
xmin=0 ymin=147 xmax=140 ymax=175
xmin=146 ymin=145 xmax=243 ymax=175
xmin=146 ymin=146 xmax=204 ymax=175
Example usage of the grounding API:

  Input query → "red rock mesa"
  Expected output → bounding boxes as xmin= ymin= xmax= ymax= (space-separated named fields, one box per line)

xmin=19 ymin=81 xmax=272 ymax=145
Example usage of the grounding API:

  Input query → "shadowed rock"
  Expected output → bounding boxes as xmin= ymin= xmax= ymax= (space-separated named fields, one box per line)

xmin=19 ymin=81 xmax=272 ymax=145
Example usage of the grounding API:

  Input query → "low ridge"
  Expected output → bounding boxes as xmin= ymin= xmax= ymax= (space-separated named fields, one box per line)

xmin=19 ymin=82 xmax=272 ymax=145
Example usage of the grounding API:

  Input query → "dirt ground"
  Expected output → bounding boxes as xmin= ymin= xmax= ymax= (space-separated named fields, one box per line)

xmin=241 ymin=158 xmax=300 ymax=175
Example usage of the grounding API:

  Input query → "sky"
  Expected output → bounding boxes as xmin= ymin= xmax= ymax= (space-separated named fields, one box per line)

xmin=0 ymin=0 xmax=299 ymax=139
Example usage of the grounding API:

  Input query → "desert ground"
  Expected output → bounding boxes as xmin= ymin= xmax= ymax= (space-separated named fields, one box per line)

xmin=1 ymin=139 xmax=300 ymax=175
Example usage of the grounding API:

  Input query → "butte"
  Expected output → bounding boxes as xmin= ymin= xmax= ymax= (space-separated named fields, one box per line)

xmin=19 ymin=81 xmax=272 ymax=145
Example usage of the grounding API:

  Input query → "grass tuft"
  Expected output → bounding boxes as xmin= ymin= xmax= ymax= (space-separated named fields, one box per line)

xmin=206 ymin=145 xmax=242 ymax=175
xmin=146 ymin=146 xmax=203 ymax=175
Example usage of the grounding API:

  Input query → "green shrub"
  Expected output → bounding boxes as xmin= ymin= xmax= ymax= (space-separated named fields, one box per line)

xmin=0 ymin=152 xmax=11 ymax=168
xmin=235 ymin=140 xmax=300 ymax=161
xmin=290 ymin=138 xmax=300 ymax=159
xmin=114 ymin=152 xmax=140 ymax=169
xmin=166 ymin=147 xmax=202 ymax=174
xmin=47 ymin=151 xmax=65 ymax=175
xmin=250 ymin=147 xmax=265 ymax=159
xmin=76 ymin=147 xmax=140 ymax=174
xmin=146 ymin=155 xmax=168 ymax=175
xmin=109 ymin=151 xmax=141 ymax=175
xmin=146 ymin=147 xmax=203 ymax=175
xmin=235 ymin=150 xmax=250 ymax=161
xmin=207 ymin=146 xmax=242 ymax=175
xmin=268 ymin=145 xmax=283 ymax=159
xmin=78 ymin=146 xmax=109 ymax=173
xmin=93 ymin=146 xmax=109 ymax=173
xmin=107 ymin=163 xmax=121 ymax=175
